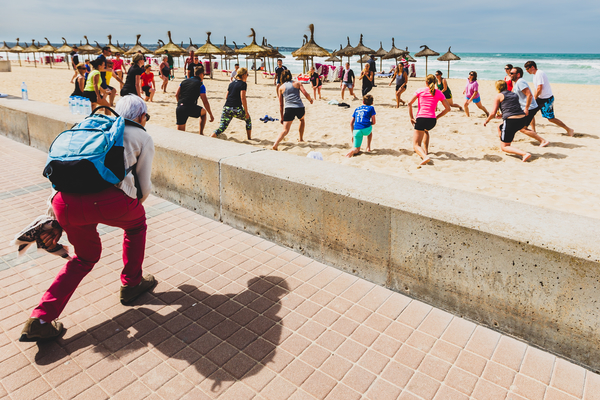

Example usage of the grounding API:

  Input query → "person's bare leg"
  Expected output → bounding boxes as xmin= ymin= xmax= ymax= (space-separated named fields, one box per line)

xmin=199 ymin=110 xmax=207 ymax=135
xmin=397 ymin=87 xmax=406 ymax=106
xmin=109 ymin=91 xmax=116 ymax=107
xmin=298 ymin=117 xmax=305 ymax=142
xmin=246 ymin=129 xmax=252 ymax=140
xmin=273 ymin=121 xmax=293 ymax=150
xmin=341 ymin=86 xmax=345 ymax=100
xmin=530 ymin=116 xmax=536 ymax=133
xmin=177 ymin=124 xmax=186 ymax=131
xmin=548 ymin=117 xmax=575 ymax=136
xmin=395 ymin=91 xmax=400 ymax=108
xmin=422 ymin=131 xmax=430 ymax=155
xmin=448 ymin=98 xmax=463 ymax=111
xmin=366 ymin=134 xmax=372 ymax=152
xmin=521 ymin=126 xmax=549 ymax=147
xmin=501 ymin=142 xmax=530 ymax=161
xmin=413 ymin=130 xmax=430 ymax=164
xmin=464 ymin=102 xmax=470 ymax=117
xmin=349 ymin=87 xmax=358 ymax=100
xmin=476 ymin=102 xmax=489 ymax=117
xmin=345 ymin=147 xmax=360 ymax=158
xmin=149 ymin=89 xmax=155 ymax=102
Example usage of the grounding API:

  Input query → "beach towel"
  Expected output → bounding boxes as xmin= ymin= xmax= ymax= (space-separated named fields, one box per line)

xmin=10 ymin=215 xmax=71 ymax=260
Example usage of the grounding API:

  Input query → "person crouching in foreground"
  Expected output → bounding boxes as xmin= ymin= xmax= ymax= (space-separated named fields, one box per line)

xmin=176 ymin=65 xmax=214 ymax=134
xmin=20 ymin=95 xmax=156 ymax=342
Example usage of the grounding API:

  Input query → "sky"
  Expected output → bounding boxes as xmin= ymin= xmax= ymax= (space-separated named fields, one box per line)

xmin=2 ymin=0 xmax=599 ymax=54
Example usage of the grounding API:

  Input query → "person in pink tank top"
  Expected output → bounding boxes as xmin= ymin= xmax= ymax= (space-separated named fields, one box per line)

xmin=407 ymin=74 xmax=450 ymax=165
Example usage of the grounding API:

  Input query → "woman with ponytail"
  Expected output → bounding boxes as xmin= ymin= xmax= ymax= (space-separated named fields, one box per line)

xmin=407 ymin=74 xmax=450 ymax=165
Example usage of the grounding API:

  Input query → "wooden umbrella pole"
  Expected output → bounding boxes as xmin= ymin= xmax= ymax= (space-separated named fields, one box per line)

xmin=447 ymin=61 xmax=450 ymax=78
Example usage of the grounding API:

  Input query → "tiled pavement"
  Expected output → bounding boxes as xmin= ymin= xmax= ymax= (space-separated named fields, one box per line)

xmin=0 ymin=134 xmax=598 ymax=400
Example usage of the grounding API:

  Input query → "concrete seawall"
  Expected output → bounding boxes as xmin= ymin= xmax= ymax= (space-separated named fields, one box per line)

xmin=2 ymin=98 xmax=599 ymax=372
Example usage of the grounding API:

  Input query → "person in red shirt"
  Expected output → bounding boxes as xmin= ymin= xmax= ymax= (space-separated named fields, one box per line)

xmin=140 ymin=65 xmax=156 ymax=102
xmin=504 ymin=64 xmax=514 ymax=92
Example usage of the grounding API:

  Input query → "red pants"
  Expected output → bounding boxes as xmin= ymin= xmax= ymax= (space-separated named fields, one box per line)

xmin=31 ymin=187 xmax=147 ymax=322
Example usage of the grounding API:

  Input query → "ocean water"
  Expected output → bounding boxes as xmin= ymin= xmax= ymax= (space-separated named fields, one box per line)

xmin=269 ymin=52 xmax=600 ymax=85
xmin=2 ymin=45 xmax=598 ymax=85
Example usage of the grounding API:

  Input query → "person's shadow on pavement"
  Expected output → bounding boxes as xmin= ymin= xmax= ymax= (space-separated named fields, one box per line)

xmin=34 ymin=275 xmax=289 ymax=391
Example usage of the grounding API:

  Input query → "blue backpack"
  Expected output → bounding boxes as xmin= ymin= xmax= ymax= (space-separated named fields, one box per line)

xmin=43 ymin=107 xmax=128 ymax=193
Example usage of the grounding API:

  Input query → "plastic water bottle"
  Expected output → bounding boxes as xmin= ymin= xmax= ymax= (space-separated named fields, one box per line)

xmin=77 ymin=97 xmax=85 ymax=115
xmin=68 ymin=97 xmax=74 ymax=114
xmin=84 ymin=98 xmax=92 ymax=115
xmin=21 ymin=82 xmax=28 ymax=101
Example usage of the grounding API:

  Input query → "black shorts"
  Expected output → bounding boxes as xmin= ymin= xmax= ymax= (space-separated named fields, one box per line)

xmin=82 ymin=90 xmax=97 ymax=103
xmin=500 ymin=118 xmax=528 ymax=143
xmin=414 ymin=117 xmax=437 ymax=131
xmin=521 ymin=107 xmax=539 ymax=127
xmin=142 ymin=85 xmax=152 ymax=97
xmin=283 ymin=107 xmax=305 ymax=122
xmin=176 ymin=104 xmax=203 ymax=125
xmin=120 ymin=87 xmax=137 ymax=97
xmin=395 ymin=84 xmax=406 ymax=92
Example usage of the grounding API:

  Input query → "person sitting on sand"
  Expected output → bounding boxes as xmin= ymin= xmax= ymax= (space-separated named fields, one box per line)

xmin=273 ymin=70 xmax=313 ymax=150
xmin=140 ymin=65 xmax=156 ymax=102
xmin=175 ymin=65 xmax=214 ymax=134
xmin=389 ymin=63 xmax=408 ymax=107
xmin=346 ymin=94 xmax=376 ymax=158
xmin=159 ymin=56 xmax=170 ymax=93
xmin=340 ymin=62 xmax=359 ymax=101
xmin=484 ymin=80 xmax=549 ymax=162
xmin=435 ymin=70 xmax=463 ymax=111
xmin=82 ymin=58 xmax=111 ymax=114
xmin=212 ymin=67 xmax=252 ymax=139
xmin=71 ymin=62 xmax=86 ymax=98
xmin=408 ymin=74 xmax=451 ymax=165
xmin=359 ymin=63 xmax=374 ymax=97
xmin=463 ymin=71 xmax=489 ymax=118
xmin=308 ymin=66 xmax=322 ymax=100
xmin=524 ymin=60 xmax=574 ymax=136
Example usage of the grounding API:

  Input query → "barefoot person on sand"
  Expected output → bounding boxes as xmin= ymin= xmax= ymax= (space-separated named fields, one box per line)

xmin=340 ymin=62 xmax=359 ymax=101
xmin=212 ymin=67 xmax=252 ymax=139
xmin=463 ymin=71 xmax=489 ymax=118
xmin=175 ymin=65 xmax=214 ymax=134
xmin=389 ymin=63 xmax=408 ymax=107
xmin=511 ymin=67 xmax=540 ymax=133
xmin=273 ymin=70 xmax=313 ymax=150
xmin=408 ymin=74 xmax=450 ymax=165
xmin=159 ymin=56 xmax=170 ymax=93
xmin=308 ymin=66 xmax=322 ymax=100
xmin=524 ymin=60 xmax=575 ymax=136
xmin=435 ymin=71 xmax=463 ymax=111
xmin=359 ymin=63 xmax=374 ymax=97
xmin=345 ymin=94 xmax=376 ymax=158
xmin=121 ymin=54 xmax=144 ymax=97
xmin=82 ymin=58 xmax=110 ymax=113
xmin=484 ymin=80 xmax=549 ymax=162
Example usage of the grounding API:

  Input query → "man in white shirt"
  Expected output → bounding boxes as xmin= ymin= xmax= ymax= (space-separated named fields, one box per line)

xmin=511 ymin=67 xmax=538 ymax=132
xmin=230 ymin=63 xmax=239 ymax=82
xmin=524 ymin=61 xmax=574 ymax=136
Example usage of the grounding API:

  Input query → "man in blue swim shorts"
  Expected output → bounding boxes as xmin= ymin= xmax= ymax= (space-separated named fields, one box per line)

xmin=346 ymin=95 xmax=376 ymax=157
xmin=524 ymin=61 xmax=574 ymax=136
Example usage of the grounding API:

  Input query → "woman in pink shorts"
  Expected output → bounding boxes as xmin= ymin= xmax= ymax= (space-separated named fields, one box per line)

xmin=407 ymin=74 xmax=450 ymax=165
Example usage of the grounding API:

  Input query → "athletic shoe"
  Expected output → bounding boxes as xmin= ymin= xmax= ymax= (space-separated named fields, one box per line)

xmin=19 ymin=318 xmax=64 ymax=342
xmin=120 ymin=274 xmax=157 ymax=305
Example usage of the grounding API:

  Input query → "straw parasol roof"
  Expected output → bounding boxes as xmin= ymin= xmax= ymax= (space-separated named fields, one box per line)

xmin=23 ymin=39 xmax=39 ymax=53
xmin=332 ymin=44 xmax=343 ymax=57
xmin=78 ymin=36 xmax=99 ymax=55
xmin=437 ymin=46 xmax=461 ymax=78
xmin=38 ymin=38 xmax=56 ymax=53
xmin=415 ymin=45 xmax=439 ymax=76
xmin=336 ymin=37 xmax=354 ymax=62
xmin=237 ymin=28 xmax=270 ymax=83
xmin=374 ymin=42 xmax=388 ymax=58
xmin=55 ymin=38 xmax=73 ymax=53
xmin=219 ymin=36 xmax=234 ymax=54
xmin=404 ymin=48 xmax=416 ymax=62
xmin=325 ymin=55 xmax=341 ymax=62
xmin=156 ymin=31 xmax=186 ymax=56
xmin=352 ymin=34 xmax=375 ymax=56
xmin=1 ymin=41 xmax=11 ymax=64
xmin=9 ymin=39 xmax=25 ymax=66
xmin=104 ymin=35 xmax=123 ymax=54
xmin=195 ymin=32 xmax=224 ymax=79
xmin=116 ymin=41 xmax=127 ymax=52
xmin=186 ymin=38 xmax=198 ymax=54
xmin=359 ymin=54 xmax=371 ymax=63
xmin=291 ymin=24 xmax=330 ymax=61
xmin=124 ymin=35 xmax=152 ymax=56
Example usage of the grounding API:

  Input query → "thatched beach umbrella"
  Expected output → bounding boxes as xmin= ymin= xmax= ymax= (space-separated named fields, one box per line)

xmin=23 ymin=40 xmax=40 ymax=67
xmin=374 ymin=41 xmax=388 ymax=72
xmin=415 ymin=45 xmax=439 ymax=77
xmin=10 ymin=38 xmax=25 ymax=66
xmin=125 ymin=35 xmax=152 ymax=56
xmin=156 ymin=31 xmax=185 ymax=56
xmin=237 ymin=28 xmax=269 ymax=84
xmin=186 ymin=38 xmax=198 ymax=54
xmin=404 ymin=48 xmax=416 ymax=63
xmin=1 ymin=41 xmax=11 ymax=64
xmin=195 ymin=31 xmax=224 ymax=79
xmin=232 ymin=41 xmax=240 ymax=64
xmin=336 ymin=37 xmax=355 ymax=63
xmin=291 ymin=23 xmax=330 ymax=69
xmin=219 ymin=36 xmax=235 ymax=69
xmin=382 ymin=38 xmax=405 ymax=67
xmin=116 ymin=41 xmax=127 ymax=53
xmin=38 ymin=38 xmax=57 ymax=68
xmin=325 ymin=54 xmax=341 ymax=65
xmin=351 ymin=34 xmax=375 ymax=70
xmin=437 ymin=46 xmax=461 ymax=78
xmin=104 ymin=35 xmax=123 ymax=54
xmin=55 ymin=38 xmax=74 ymax=69
xmin=78 ymin=36 xmax=99 ymax=57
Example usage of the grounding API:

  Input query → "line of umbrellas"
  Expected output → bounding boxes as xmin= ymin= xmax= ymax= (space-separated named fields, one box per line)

xmin=1 ymin=25 xmax=462 ymax=80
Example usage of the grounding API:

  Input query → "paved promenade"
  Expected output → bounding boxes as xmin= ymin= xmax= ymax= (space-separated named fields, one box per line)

xmin=0 ymin=135 xmax=598 ymax=399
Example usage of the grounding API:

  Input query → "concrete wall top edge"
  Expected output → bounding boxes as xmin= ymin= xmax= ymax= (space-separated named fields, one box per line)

xmin=220 ymin=149 xmax=600 ymax=262
xmin=0 ymin=98 xmax=82 ymax=127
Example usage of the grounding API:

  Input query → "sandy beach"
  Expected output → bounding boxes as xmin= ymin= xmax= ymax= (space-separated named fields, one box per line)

xmin=1 ymin=64 xmax=598 ymax=219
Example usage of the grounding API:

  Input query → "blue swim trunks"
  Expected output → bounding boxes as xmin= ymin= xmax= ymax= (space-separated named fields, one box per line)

xmin=353 ymin=126 xmax=372 ymax=148
xmin=537 ymin=96 xmax=555 ymax=119
xmin=466 ymin=96 xmax=481 ymax=104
